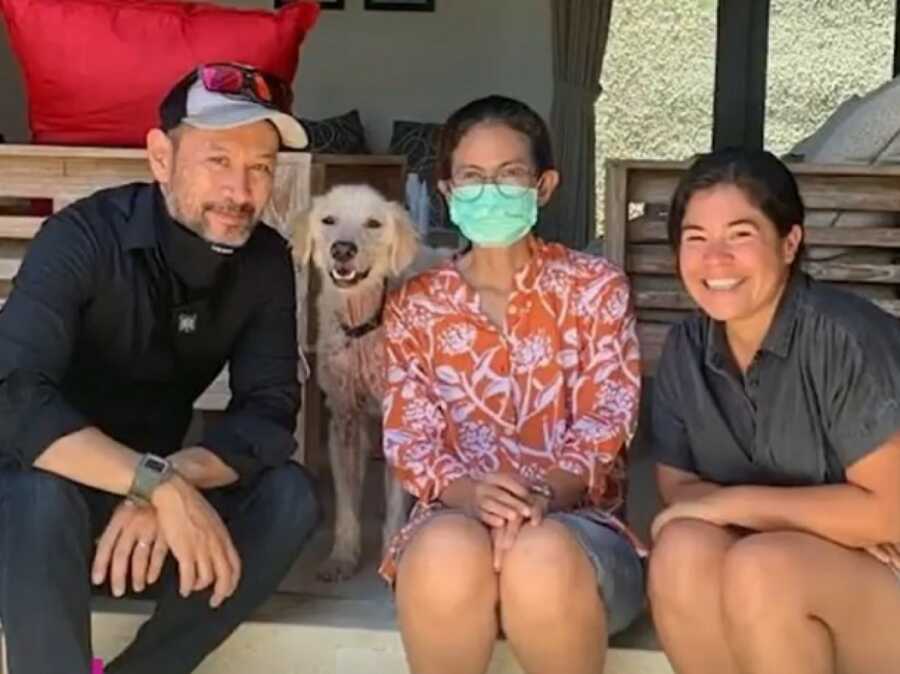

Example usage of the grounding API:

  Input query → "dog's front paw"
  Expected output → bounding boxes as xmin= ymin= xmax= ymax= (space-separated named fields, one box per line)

xmin=316 ymin=555 xmax=359 ymax=582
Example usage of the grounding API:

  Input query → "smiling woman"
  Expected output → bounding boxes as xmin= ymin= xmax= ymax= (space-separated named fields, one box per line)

xmin=666 ymin=149 xmax=803 ymax=368
xmin=647 ymin=148 xmax=900 ymax=674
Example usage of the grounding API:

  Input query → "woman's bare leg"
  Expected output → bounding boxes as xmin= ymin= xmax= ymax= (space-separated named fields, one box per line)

xmin=648 ymin=519 xmax=743 ymax=674
xmin=395 ymin=514 xmax=498 ymax=674
xmin=499 ymin=520 xmax=606 ymax=674
xmin=721 ymin=531 xmax=900 ymax=674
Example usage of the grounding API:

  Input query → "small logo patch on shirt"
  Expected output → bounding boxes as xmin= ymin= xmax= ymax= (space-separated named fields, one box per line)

xmin=177 ymin=313 xmax=198 ymax=334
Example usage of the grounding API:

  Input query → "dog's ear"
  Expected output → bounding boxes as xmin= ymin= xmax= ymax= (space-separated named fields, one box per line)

xmin=291 ymin=205 xmax=315 ymax=267
xmin=388 ymin=202 xmax=419 ymax=275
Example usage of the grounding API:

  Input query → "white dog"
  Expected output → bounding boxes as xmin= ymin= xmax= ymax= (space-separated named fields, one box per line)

xmin=294 ymin=184 xmax=449 ymax=581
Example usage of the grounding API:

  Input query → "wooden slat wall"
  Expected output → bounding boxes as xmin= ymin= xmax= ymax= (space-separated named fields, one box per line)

xmin=604 ymin=159 xmax=900 ymax=374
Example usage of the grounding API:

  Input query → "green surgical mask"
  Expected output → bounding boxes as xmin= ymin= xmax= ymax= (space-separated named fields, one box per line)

xmin=449 ymin=184 xmax=538 ymax=248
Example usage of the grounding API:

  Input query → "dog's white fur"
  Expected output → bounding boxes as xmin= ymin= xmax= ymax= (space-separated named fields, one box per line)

xmin=294 ymin=184 xmax=449 ymax=581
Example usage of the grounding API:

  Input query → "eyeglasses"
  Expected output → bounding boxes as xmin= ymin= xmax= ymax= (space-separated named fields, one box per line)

xmin=449 ymin=165 xmax=540 ymax=202
xmin=198 ymin=63 xmax=293 ymax=113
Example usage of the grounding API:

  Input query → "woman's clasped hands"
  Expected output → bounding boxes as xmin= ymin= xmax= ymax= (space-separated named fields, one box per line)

xmin=463 ymin=472 xmax=550 ymax=571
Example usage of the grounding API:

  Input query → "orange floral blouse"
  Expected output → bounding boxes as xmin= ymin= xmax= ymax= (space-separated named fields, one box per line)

xmin=379 ymin=239 xmax=644 ymax=583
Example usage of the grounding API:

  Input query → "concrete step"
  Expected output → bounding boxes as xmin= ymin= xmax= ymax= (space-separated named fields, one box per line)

xmin=90 ymin=594 xmax=674 ymax=674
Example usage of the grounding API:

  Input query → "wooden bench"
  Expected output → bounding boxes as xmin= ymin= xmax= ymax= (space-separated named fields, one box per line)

xmin=604 ymin=159 xmax=900 ymax=375
xmin=0 ymin=145 xmax=407 ymax=468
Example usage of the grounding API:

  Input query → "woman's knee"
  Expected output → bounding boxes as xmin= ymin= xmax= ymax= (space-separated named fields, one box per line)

xmin=721 ymin=532 xmax=807 ymax=624
xmin=499 ymin=520 xmax=600 ymax=616
xmin=648 ymin=519 xmax=732 ymax=612
xmin=397 ymin=515 xmax=496 ymax=613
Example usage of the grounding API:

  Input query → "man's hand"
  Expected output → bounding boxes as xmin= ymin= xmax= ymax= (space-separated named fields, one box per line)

xmin=92 ymin=499 xmax=168 ymax=596
xmin=151 ymin=474 xmax=242 ymax=608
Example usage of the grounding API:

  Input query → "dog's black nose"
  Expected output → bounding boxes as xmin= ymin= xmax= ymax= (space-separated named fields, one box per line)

xmin=331 ymin=241 xmax=358 ymax=263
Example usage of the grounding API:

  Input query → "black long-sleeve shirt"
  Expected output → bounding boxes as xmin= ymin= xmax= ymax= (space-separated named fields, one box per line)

xmin=0 ymin=182 xmax=302 ymax=483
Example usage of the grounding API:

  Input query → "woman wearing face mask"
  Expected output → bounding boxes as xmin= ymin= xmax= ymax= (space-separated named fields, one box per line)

xmin=648 ymin=149 xmax=900 ymax=674
xmin=379 ymin=95 xmax=645 ymax=674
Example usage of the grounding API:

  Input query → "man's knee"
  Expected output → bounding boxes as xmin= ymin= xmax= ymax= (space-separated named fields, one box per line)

xmin=0 ymin=469 xmax=92 ymax=567
xmin=248 ymin=463 xmax=320 ymax=539
xmin=4 ymin=469 xmax=89 ymax=533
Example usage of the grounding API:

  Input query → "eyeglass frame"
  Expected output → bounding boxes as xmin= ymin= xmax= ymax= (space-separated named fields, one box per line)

xmin=445 ymin=162 xmax=548 ymax=202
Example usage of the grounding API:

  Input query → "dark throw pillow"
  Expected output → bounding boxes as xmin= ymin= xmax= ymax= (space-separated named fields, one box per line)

xmin=299 ymin=109 xmax=370 ymax=154
xmin=388 ymin=120 xmax=446 ymax=230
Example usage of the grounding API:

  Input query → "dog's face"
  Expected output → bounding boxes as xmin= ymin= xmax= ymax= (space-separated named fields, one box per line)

xmin=293 ymin=184 xmax=419 ymax=291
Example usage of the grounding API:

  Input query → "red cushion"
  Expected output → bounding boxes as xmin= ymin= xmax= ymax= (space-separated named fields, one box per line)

xmin=1 ymin=0 xmax=320 ymax=146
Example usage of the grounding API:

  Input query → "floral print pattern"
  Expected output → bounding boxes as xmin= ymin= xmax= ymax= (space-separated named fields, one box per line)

xmin=379 ymin=239 xmax=644 ymax=583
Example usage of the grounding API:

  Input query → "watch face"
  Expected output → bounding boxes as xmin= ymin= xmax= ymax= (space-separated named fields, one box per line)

xmin=145 ymin=457 xmax=167 ymax=472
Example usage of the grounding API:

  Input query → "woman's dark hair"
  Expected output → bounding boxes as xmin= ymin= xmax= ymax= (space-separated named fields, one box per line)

xmin=435 ymin=95 xmax=555 ymax=182
xmin=667 ymin=148 xmax=805 ymax=269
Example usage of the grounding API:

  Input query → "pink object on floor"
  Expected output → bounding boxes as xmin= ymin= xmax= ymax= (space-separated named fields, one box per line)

xmin=91 ymin=658 xmax=104 ymax=674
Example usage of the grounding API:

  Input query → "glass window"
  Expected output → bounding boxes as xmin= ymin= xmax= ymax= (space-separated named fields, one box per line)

xmin=765 ymin=0 xmax=895 ymax=155
xmin=595 ymin=0 xmax=717 ymax=234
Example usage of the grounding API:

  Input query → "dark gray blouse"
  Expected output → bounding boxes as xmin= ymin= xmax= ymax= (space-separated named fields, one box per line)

xmin=651 ymin=273 xmax=900 ymax=486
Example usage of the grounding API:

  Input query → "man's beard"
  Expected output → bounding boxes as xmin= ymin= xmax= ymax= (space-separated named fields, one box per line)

xmin=162 ymin=187 xmax=258 ymax=247
xmin=199 ymin=202 xmax=258 ymax=246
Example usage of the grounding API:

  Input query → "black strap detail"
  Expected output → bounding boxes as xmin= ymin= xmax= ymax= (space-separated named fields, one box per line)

xmin=339 ymin=282 xmax=388 ymax=339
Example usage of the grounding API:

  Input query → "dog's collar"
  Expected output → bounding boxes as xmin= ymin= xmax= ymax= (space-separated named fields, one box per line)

xmin=339 ymin=282 xmax=388 ymax=339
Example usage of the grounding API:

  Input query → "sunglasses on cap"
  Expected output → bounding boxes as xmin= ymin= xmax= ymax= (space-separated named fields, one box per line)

xmin=198 ymin=63 xmax=293 ymax=114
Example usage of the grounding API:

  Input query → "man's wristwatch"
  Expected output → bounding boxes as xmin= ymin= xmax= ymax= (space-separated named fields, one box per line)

xmin=128 ymin=453 xmax=174 ymax=505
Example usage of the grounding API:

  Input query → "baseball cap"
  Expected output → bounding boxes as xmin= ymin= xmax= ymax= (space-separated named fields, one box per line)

xmin=159 ymin=63 xmax=308 ymax=149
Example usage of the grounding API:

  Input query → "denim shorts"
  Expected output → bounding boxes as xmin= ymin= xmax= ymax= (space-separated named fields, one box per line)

xmin=547 ymin=511 xmax=646 ymax=635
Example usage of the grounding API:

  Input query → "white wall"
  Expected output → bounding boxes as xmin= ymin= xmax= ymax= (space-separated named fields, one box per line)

xmin=0 ymin=0 xmax=552 ymax=149
xmin=295 ymin=0 xmax=552 ymax=151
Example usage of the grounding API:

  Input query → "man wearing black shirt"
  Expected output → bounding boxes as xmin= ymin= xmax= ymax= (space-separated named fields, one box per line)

xmin=0 ymin=63 xmax=319 ymax=674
